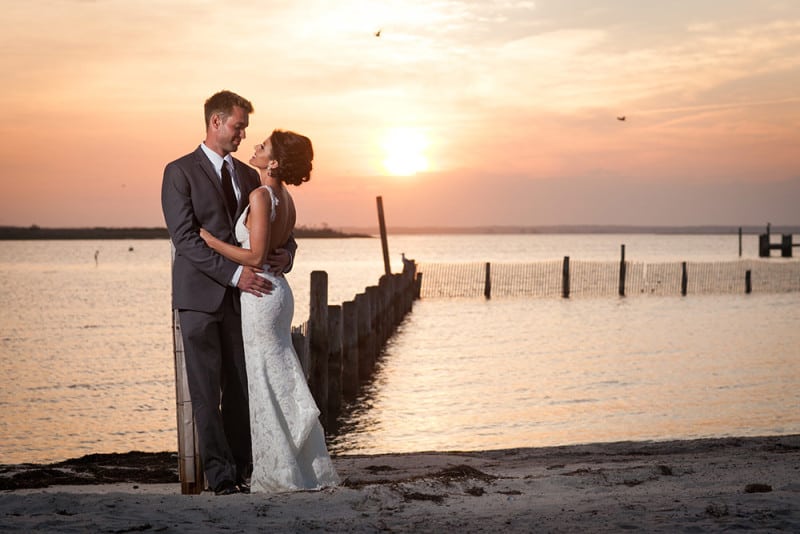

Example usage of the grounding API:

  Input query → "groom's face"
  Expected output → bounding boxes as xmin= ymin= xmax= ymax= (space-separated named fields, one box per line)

xmin=216 ymin=106 xmax=249 ymax=155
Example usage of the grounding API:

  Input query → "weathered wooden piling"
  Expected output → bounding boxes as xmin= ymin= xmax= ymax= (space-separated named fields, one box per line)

xmin=356 ymin=291 xmax=374 ymax=382
xmin=782 ymin=234 xmax=793 ymax=257
xmin=745 ymin=269 xmax=752 ymax=294
xmin=414 ymin=272 xmax=423 ymax=300
xmin=341 ymin=300 xmax=359 ymax=400
xmin=484 ymin=262 xmax=491 ymax=299
xmin=365 ymin=286 xmax=380 ymax=373
xmin=562 ymin=256 xmax=570 ymax=298
xmin=327 ymin=304 xmax=343 ymax=420
xmin=169 ymin=246 xmax=204 ymax=495
xmin=377 ymin=196 xmax=391 ymax=275
xmin=619 ymin=244 xmax=627 ymax=297
xmin=171 ymin=310 xmax=204 ymax=495
xmin=309 ymin=271 xmax=329 ymax=427
xmin=681 ymin=261 xmax=688 ymax=296
xmin=759 ymin=225 xmax=795 ymax=258
xmin=739 ymin=227 xmax=743 ymax=258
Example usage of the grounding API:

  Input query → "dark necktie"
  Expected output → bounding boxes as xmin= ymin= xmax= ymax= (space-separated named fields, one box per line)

xmin=221 ymin=161 xmax=237 ymax=217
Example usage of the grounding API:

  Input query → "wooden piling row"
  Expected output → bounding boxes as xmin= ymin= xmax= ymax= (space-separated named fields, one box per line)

xmin=299 ymin=259 xmax=420 ymax=430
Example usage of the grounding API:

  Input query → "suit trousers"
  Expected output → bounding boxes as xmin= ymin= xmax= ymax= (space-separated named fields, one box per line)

xmin=178 ymin=288 xmax=251 ymax=489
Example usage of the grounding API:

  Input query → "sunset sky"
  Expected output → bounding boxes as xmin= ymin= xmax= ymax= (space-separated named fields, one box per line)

xmin=1 ymin=0 xmax=798 ymax=229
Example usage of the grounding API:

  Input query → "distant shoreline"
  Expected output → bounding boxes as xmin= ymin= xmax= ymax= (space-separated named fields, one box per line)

xmin=0 ymin=226 xmax=372 ymax=240
xmin=341 ymin=224 xmax=800 ymax=236
xmin=1 ymin=224 xmax=798 ymax=240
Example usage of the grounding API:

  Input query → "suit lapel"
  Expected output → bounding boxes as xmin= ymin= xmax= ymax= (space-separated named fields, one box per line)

xmin=231 ymin=159 xmax=254 ymax=220
xmin=193 ymin=147 xmax=236 ymax=225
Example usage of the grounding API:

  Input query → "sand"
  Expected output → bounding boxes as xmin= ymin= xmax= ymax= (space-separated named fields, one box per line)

xmin=1 ymin=435 xmax=798 ymax=533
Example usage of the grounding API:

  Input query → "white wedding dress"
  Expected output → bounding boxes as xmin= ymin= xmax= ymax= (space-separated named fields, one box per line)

xmin=235 ymin=185 xmax=339 ymax=493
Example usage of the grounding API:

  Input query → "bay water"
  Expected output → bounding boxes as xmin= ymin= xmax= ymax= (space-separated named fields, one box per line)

xmin=1 ymin=234 xmax=798 ymax=464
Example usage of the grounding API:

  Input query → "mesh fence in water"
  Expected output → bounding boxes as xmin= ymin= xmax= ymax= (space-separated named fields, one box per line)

xmin=417 ymin=259 xmax=800 ymax=298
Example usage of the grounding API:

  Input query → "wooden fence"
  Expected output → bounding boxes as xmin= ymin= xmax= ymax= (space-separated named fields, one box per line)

xmin=170 ymin=260 xmax=421 ymax=494
xmin=418 ymin=253 xmax=800 ymax=299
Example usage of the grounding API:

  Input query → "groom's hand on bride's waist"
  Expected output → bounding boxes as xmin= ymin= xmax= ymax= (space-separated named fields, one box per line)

xmin=265 ymin=248 xmax=292 ymax=275
xmin=238 ymin=266 xmax=273 ymax=296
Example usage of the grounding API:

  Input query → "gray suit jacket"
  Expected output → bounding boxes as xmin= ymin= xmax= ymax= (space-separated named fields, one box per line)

xmin=162 ymin=146 xmax=262 ymax=313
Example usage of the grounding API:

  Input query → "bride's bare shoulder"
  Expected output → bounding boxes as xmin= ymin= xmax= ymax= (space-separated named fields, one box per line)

xmin=249 ymin=186 xmax=269 ymax=202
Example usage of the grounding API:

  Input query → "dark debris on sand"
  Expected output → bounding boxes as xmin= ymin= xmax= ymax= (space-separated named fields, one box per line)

xmin=341 ymin=463 xmax=497 ymax=489
xmin=0 ymin=451 xmax=178 ymax=490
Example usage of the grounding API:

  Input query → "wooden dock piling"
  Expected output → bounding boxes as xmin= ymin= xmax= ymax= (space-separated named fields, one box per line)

xmin=562 ymin=256 xmax=570 ymax=298
xmin=341 ymin=300 xmax=359 ymax=400
xmin=169 ymin=245 xmax=204 ymax=495
xmin=681 ymin=262 xmax=688 ymax=296
xmin=171 ymin=310 xmax=204 ymax=495
xmin=309 ymin=271 xmax=329 ymax=428
xmin=759 ymin=225 xmax=795 ymax=258
xmin=327 ymin=304 xmax=343 ymax=421
xmin=377 ymin=196 xmax=391 ymax=275
xmin=484 ymin=262 xmax=491 ymax=299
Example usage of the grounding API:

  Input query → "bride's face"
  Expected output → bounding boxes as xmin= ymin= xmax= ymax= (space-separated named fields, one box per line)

xmin=250 ymin=137 xmax=273 ymax=169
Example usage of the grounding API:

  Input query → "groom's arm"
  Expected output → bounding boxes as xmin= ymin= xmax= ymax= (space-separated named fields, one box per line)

xmin=161 ymin=161 xmax=239 ymax=286
xmin=265 ymin=232 xmax=297 ymax=275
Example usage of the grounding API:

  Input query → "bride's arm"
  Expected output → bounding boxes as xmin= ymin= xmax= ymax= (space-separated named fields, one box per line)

xmin=200 ymin=188 xmax=272 ymax=268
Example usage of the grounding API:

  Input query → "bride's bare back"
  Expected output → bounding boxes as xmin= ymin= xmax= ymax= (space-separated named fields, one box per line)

xmin=245 ymin=184 xmax=295 ymax=258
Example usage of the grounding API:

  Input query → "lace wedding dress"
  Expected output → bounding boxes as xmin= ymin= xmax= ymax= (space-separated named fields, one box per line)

xmin=236 ymin=185 xmax=339 ymax=493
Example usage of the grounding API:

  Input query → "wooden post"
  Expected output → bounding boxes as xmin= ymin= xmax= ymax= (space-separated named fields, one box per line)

xmin=170 ymin=244 xmax=204 ymax=495
xmin=781 ymin=234 xmax=793 ymax=257
xmin=759 ymin=233 xmax=770 ymax=257
xmin=738 ymin=227 xmax=743 ymax=258
xmin=341 ymin=300 xmax=359 ymax=400
xmin=356 ymin=291 xmax=374 ymax=381
xmin=309 ymin=271 xmax=329 ymax=428
xmin=376 ymin=196 xmax=391 ymax=276
xmin=414 ymin=272 xmax=423 ymax=300
xmin=378 ymin=275 xmax=392 ymax=344
xmin=484 ymin=262 xmax=491 ymax=299
xmin=562 ymin=256 xmax=570 ymax=298
xmin=745 ymin=269 xmax=752 ymax=294
xmin=681 ymin=261 xmax=688 ymax=296
xmin=618 ymin=244 xmax=626 ymax=297
xmin=327 ymin=304 xmax=343 ymax=424
xmin=171 ymin=310 xmax=204 ymax=495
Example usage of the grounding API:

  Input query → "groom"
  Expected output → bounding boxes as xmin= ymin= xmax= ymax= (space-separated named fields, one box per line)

xmin=161 ymin=90 xmax=295 ymax=495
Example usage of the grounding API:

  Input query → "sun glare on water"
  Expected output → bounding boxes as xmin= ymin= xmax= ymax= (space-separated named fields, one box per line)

xmin=381 ymin=127 xmax=429 ymax=176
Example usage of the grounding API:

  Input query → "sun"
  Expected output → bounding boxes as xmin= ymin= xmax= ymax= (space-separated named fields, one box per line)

xmin=381 ymin=127 xmax=429 ymax=176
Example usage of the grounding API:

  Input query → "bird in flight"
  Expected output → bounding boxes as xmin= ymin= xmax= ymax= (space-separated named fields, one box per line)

xmin=617 ymin=116 xmax=626 ymax=121
xmin=375 ymin=29 xmax=382 ymax=37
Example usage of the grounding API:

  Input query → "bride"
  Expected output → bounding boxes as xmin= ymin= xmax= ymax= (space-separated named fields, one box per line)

xmin=200 ymin=129 xmax=339 ymax=493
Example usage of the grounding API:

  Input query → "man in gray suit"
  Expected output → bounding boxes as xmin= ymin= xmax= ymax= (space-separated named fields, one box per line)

xmin=161 ymin=90 xmax=295 ymax=495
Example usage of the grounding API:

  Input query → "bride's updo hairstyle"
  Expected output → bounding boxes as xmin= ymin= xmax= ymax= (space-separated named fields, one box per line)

xmin=270 ymin=129 xmax=313 ymax=186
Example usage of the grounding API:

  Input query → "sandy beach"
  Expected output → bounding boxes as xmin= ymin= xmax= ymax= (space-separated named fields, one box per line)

xmin=2 ymin=434 xmax=798 ymax=533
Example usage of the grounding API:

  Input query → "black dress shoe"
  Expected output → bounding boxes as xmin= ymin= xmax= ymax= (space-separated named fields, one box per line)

xmin=236 ymin=481 xmax=251 ymax=494
xmin=213 ymin=481 xmax=239 ymax=496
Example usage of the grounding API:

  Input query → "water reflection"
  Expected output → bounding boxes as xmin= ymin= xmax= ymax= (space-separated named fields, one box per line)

xmin=328 ymin=294 xmax=800 ymax=455
xmin=1 ymin=237 xmax=798 ymax=464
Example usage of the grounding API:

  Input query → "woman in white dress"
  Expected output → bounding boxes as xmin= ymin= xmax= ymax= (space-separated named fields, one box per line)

xmin=200 ymin=130 xmax=339 ymax=493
